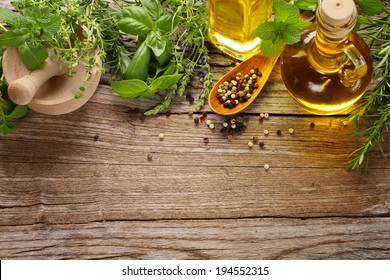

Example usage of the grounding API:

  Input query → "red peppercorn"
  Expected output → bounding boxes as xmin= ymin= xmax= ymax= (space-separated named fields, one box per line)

xmin=199 ymin=116 xmax=205 ymax=122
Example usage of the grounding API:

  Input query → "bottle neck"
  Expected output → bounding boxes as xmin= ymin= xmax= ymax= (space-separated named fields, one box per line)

xmin=307 ymin=3 xmax=357 ymax=73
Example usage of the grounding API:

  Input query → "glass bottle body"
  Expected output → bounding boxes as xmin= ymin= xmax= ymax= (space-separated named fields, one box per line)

xmin=280 ymin=1 xmax=373 ymax=115
xmin=208 ymin=0 xmax=273 ymax=60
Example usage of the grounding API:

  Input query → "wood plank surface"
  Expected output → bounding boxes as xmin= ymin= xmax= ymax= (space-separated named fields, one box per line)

xmin=1 ymin=0 xmax=390 ymax=260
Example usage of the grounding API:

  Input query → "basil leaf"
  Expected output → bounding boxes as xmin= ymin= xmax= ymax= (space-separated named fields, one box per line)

xmin=146 ymin=31 xmax=166 ymax=57
xmin=140 ymin=0 xmax=163 ymax=19
xmin=154 ymin=39 xmax=172 ymax=66
xmin=150 ymin=74 xmax=183 ymax=92
xmin=124 ymin=40 xmax=151 ymax=80
xmin=0 ymin=8 xmax=30 ymax=28
xmin=17 ymin=42 xmax=48 ymax=71
xmin=156 ymin=13 xmax=179 ymax=34
xmin=355 ymin=0 xmax=383 ymax=15
xmin=118 ymin=7 xmax=153 ymax=35
xmin=110 ymin=79 xmax=151 ymax=98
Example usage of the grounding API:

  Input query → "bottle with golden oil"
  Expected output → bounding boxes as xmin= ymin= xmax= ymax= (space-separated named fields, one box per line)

xmin=280 ymin=0 xmax=373 ymax=115
xmin=208 ymin=0 xmax=273 ymax=60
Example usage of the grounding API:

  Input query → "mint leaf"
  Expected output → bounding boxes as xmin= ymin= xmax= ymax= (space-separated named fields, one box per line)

xmin=292 ymin=0 xmax=318 ymax=11
xmin=17 ymin=42 xmax=48 ymax=71
xmin=282 ymin=24 xmax=301 ymax=45
xmin=110 ymin=79 xmax=151 ymax=98
xmin=254 ymin=21 xmax=278 ymax=41
xmin=260 ymin=39 xmax=284 ymax=58
xmin=0 ymin=8 xmax=30 ymax=28
xmin=354 ymin=0 xmax=383 ymax=15
xmin=275 ymin=1 xmax=300 ymax=24
xmin=0 ymin=28 xmax=31 ymax=48
xmin=118 ymin=6 xmax=154 ymax=35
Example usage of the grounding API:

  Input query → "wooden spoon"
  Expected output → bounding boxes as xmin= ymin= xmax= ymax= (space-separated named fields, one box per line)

xmin=208 ymin=47 xmax=284 ymax=116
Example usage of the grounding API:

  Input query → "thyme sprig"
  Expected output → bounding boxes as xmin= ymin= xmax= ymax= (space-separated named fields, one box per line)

xmin=345 ymin=1 xmax=390 ymax=173
xmin=145 ymin=0 xmax=211 ymax=115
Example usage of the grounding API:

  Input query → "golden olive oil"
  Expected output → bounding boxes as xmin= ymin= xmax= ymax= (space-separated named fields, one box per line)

xmin=280 ymin=0 xmax=373 ymax=115
xmin=208 ymin=0 xmax=272 ymax=60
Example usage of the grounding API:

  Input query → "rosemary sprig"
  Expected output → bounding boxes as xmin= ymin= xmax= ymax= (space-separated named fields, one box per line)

xmin=346 ymin=1 xmax=390 ymax=174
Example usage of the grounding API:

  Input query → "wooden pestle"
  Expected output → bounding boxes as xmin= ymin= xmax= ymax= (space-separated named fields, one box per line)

xmin=8 ymin=59 xmax=68 ymax=105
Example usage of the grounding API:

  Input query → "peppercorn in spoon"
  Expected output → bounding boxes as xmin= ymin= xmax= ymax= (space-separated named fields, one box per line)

xmin=208 ymin=48 xmax=283 ymax=116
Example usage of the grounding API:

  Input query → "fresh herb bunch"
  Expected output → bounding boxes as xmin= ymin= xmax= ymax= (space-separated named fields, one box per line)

xmin=110 ymin=0 xmax=211 ymax=115
xmin=0 ymin=0 xmax=112 ymax=98
xmin=345 ymin=1 xmax=389 ymax=173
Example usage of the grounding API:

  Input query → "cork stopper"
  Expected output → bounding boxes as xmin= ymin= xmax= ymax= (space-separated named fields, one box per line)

xmin=321 ymin=0 xmax=356 ymax=26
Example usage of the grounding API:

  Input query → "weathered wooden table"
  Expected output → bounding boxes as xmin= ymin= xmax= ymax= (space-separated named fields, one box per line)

xmin=1 ymin=1 xmax=389 ymax=260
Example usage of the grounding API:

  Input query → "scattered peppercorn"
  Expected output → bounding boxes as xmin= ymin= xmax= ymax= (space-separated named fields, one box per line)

xmin=194 ymin=117 xmax=200 ymax=124
xmin=277 ymin=130 xmax=282 ymax=136
xmin=209 ymin=123 xmax=215 ymax=129
xmin=147 ymin=154 xmax=153 ymax=161
xmin=264 ymin=164 xmax=270 ymax=170
xmin=288 ymin=128 xmax=294 ymax=134
xmin=159 ymin=133 xmax=165 ymax=140
xmin=310 ymin=122 xmax=315 ymax=128
xmin=248 ymin=141 xmax=254 ymax=148
xmin=203 ymin=137 xmax=209 ymax=144
xmin=259 ymin=142 xmax=265 ymax=149
xmin=93 ymin=134 xmax=99 ymax=141
xmin=264 ymin=129 xmax=269 ymax=136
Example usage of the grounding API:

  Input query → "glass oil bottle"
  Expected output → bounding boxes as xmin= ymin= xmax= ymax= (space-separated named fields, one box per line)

xmin=208 ymin=0 xmax=273 ymax=60
xmin=280 ymin=0 xmax=373 ymax=115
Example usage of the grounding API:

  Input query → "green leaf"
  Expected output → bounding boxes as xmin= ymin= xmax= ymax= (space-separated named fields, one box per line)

xmin=254 ymin=21 xmax=278 ymax=41
xmin=118 ymin=6 xmax=154 ymax=35
xmin=124 ymin=40 xmax=151 ymax=80
xmin=354 ymin=0 xmax=383 ymax=15
xmin=0 ymin=8 xmax=30 ymax=28
xmin=5 ymin=105 xmax=28 ymax=120
xmin=17 ymin=42 xmax=48 ymax=71
xmin=146 ymin=31 xmax=168 ymax=57
xmin=282 ymin=24 xmax=301 ymax=45
xmin=156 ymin=13 xmax=179 ymax=34
xmin=0 ymin=123 xmax=16 ymax=134
xmin=260 ymin=39 xmax=285 ymax=58
xmin=292 ymin=0 xmax=318 ymax=11
xmin=140 ymin=0 xmax=163 ymax=19
xmin=150 ymin=74 xmax=183 ymax=92
xmin=0 ymin=28 xmax=31 ymax=48
xmin=110 ymin=79 xmax=151 ymax=98
xmin=154 ymin=39 xmax=172 ymax=66
xmin=274 ymin=0 xmax=300 ymax=24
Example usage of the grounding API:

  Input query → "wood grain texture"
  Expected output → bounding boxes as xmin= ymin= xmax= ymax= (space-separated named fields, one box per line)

xmin=1 ymin=218 xmax=389 ymax=259
xmin=1 ymin=0 xmax=389 ymax=260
